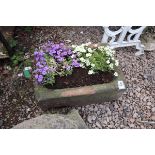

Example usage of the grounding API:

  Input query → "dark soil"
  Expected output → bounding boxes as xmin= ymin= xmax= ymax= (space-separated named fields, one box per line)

xmin=46 ymin=68 xmax=114 ymax=89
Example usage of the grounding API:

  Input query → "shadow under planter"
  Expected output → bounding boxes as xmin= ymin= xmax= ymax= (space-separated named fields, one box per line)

xmin=34 ymin=68 xmax=126 ymax=111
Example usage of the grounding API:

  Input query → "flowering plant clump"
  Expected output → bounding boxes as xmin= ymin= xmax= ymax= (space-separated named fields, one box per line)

xmin=34 ymin=41 xmax=119 ymax=86
xmin=71 ymin=43 xmax=119 ymax=76
xmin=34 ymin=41 xmax=80 ymax=85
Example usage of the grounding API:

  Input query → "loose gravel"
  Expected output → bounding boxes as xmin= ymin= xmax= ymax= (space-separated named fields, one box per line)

xmin=0 ymin=26 xmax=155 ymax=128
xmin=78 ymin=47 xmax=155 ymax=129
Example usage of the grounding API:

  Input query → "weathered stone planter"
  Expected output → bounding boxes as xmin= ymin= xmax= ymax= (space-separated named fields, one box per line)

xmin=35 ymin=68 xmax=126 ymax=110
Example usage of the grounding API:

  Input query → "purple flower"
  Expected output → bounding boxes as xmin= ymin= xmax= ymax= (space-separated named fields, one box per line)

xmin=39 ymin=51 xmax=45 ymax=56
xmin=72 ymin=59 xmax=80 ymax=67
xmin=35 ymin=74 xmax=43 ymax=83
xmin=35 ymin=74 xmax=39 ymax=79
xmin=35 ymin=56 xmax=39 ymax=61
xmin=38 ymin=75 xmax=43 ymax=82
xmin=34 ymin=51 xmax=38 ymax=55
xmin=55 ymin=55 xmax=61 ymax=59
xmin=68 ymin=49 xmax=72 ymax=55
xmin=58 ymin=57 xmax=64 ymax=62
xmin=52 ymin=44 xmax=59 ymax=50
xmin=36 ymin=62 xmax=43 ymax=68
xmin=49 ymin=52 xmax=53 ymax=56
xmin=42 ymin=61 xmax=47 ymax=65
xmin=61 ymin=51 xmax=67 ymax=56
xmin=34 ymin=41 xmax=80 ymax=85
xmin=34 ymin=69 xmax=41 ymax=73
xmin=66 ymin=65 xmax=72 ymax=71
xmin=56 ymin=50 xmax=61 ymax=55
xmin=49 ymin=49 xmax=56 ymax=55
xmin=42 ymin=70 xmax=47 ymax=75
xmin=60 ymin=43 xmax=64 ymax=46
xmin=40 ymin=57 xmax=45 ymax=61
xmin=44 ymin=66 xmax=49 ymax=71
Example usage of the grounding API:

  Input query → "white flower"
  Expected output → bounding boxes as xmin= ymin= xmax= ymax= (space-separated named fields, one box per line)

xmin=115 ymin=60 xmax=119 ymax=66
xmin=74 ymin=47 xmax=80 ymax=52
xmin=85 ymin=42 xmax=91 ymax=46
xmin=107 ymin=46 xmax=111 ymax=50
xmin=86 ymin=60 xmax=91 ymax=66
xmin=71 ymin=55 xmax=76 ymax=58
xmin=75 ymin=46 xmax=84 ymax=52
xmin=78 ymin=46 xmax=86 ymax=53
xmin=105 ymin=50 xmax=110 ymax=54
xmin=88 ymin=70 xmax=94 ymax=75
xmin=81 ymin=49 xmax=86 ymax=53
xmin=114 ymin=72 xmax=118 ymax=76
xmin=106 ymin=50 xmax=112 ymax=57
xmin=79 ymin=57 xmax=86 ymax=62
xmin=109 ymin=63 xmax=114 ymax=69
xmin=106 ymin=60 xmax=110 ymax=64
xmin=91 ymin=64 xmax=95 ymax=67
xmin=80 ymin=63 xmax=85 ymax=68
xmin=98 ymin=46 xmax=104 ymax=50
xmin=104 ymin=47 xmax=110 ymax=51
xmin=111 ymin=57 xmax=115 ymax=60
xmin=72 ymin=45 xmax=76 ymax=48
xmin=88 ymin=48 xmax=93 ymax=53
xmin=77 ymin=52 xmax=81 ymax=57
xmin=86 ymin=53 xmax=92 ymax=57
xmin=111 ymin=50 xmax=115 ymax=54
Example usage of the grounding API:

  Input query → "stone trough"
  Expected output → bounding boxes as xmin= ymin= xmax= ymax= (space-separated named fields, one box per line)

xmin=34 ymin=68 xmax=126 ymax=111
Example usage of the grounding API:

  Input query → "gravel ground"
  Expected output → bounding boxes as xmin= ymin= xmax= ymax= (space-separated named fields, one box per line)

xmin=78 ymin=48 xmax=155 ymax=129
xmin=0 ymin=26 xmax=155 ymax=129
xmin=0 ymin=70 xmax=43 ymax=128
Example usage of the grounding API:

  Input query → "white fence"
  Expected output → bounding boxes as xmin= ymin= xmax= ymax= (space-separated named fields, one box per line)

xmin=102 ymin=26 xmax=146 ymax=56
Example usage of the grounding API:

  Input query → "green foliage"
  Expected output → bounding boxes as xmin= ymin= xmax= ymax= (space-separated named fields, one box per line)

xmin=8 ymin=38 xmax=17 ymax=48
xmin=24 ymin=59 xmax=32 ymax=67
xmin=11 ymin=52 xmax=24 ymax=66
xmin=62 ymin=69 xmax=72 ymax=76
xmin=44 ymin=73 xmax=56 ymax=86
xmin=89 ymin=50 xmax=111 ymax=72
xmin=8 ymin=37 xmax=24 ymax=67
xmin=9 ymin=37 xmax=32 ymax=68
xmin=23 ymin=27 xmax=32 ymax=32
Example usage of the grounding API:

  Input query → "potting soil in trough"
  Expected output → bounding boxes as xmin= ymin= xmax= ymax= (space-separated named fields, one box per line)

xmin=46 ymin=68 xmax=114 ymax=89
